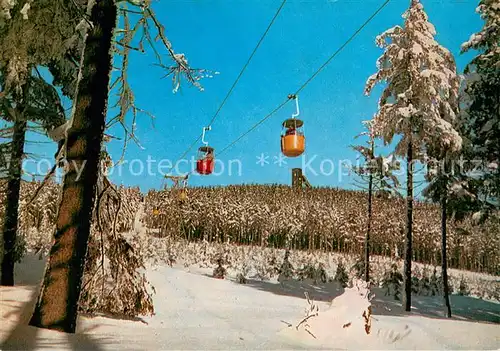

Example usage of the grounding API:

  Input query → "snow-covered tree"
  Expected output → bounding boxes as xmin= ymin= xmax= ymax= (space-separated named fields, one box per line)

xmin=350 ymin=120 xmax=400 ymax=283
xmin=0 ymin=0 xmax=82 ymax=285
xmin=364 ymin=0 xmax=462 ymax=312
xmin=0 ymin=0 xmax=84 ymax=95
xmin=28 ymin=0 xmax=214 ymax=333
xmin=460 ymin=0 xmax=500 ymax=216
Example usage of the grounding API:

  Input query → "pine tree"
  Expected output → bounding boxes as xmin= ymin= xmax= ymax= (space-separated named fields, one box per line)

xmin=382 ymin=263 xmax=403 ymax=300
xmin=460 ymin=0 xmax=500 ymax=216
xmin=26 ymin=0 xmax=212 ymax=331
xmin=423 ymin=0 xmax=499 ymax=318
xmin=28 ymin=0 xmax=117 ymax=333
xmin=0 ymin=72 xmax=67 ymax=286
xmin=365 ymin=0 xmax=462 ymax=312
xmin=351 ymin=120 xmax=401 ymax=283
xmin=0 ymin=0 xmax=82 ymax=285
xmin=423 ymin=157 xmax=458 ymax=317
xmin=0 ymin=97 xmax=26 ymax=286
xmin=334 ymin=260 xmax=349 ymax=288
xmin=278 ymin=249 xmax=294 ymax=283
xmin=212 ymin=256 xmax=227 ymax=279
xmin=429 ymin=267 xmax=440 ymax=296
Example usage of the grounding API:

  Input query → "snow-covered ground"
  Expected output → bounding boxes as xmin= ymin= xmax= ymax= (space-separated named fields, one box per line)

xmin=1 ymin=253 xmax=499 ymax=350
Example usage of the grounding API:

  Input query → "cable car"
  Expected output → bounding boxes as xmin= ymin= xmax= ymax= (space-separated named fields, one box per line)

xmin=179 ymin=177 xmax=188 ymax=201
xmin=281 ymin=94 xmax=305 ymax=157
xmin=179 ymin=188 xmax=188 ymax=201
xmin=196 ymin=146 xmax=214 ymax=174
xmin=196 ymin=126 xmax=215 ymax=175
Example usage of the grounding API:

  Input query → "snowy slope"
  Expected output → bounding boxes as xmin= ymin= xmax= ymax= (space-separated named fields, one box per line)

xmin=1 ymin=255 xmax=499 ymax=350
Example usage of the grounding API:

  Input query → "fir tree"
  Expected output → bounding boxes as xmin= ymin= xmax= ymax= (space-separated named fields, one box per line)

xmin=382 ymin=263 xmax=403 ymax=301
xmin=26 ymin=0 xmax=212 ymax=332
xmin=351 ymin=120 xmax=400 ymax=283
xmin=213 ymin=257 xmax=226 ymax=279
xmin=420 ymin=266 xmax=431 ymax=296
xmin=0 ymin=72 xmax=67 ymax=285
xmin=458 ymin=275 xmax=470 ymax=296
xmin=429 ymin=267 xmax=440 ymax=296
xmin=411 ymin=266 xmax=421 ymax=295
xmin=423 ymin=157 xmax=457 ymax=317
xmin=278 ymin=249 xmax=294 ymax=283
xmin=29 ymin=0 xmax=117 ymax=333
xmin=460 ymin=0 xmax=500 ymax=217
xmin=365 ymin=0 xmax=462 ymax=312
xmin=0 ymin=0 xmax=80 ymax=286
xmin=334 ymin=260 xmax=349 ymax=288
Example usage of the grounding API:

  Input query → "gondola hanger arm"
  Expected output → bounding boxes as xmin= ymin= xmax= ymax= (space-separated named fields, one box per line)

xmin=201 ymin=126 xmax=211 ymax=146
xmin=288 ymin=94 xmax=300 ymax=119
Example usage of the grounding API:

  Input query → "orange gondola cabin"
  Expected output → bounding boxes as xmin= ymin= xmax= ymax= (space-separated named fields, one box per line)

xmin=281 ymin=118 xmax=305 ymax=157
xmin=196 ymin=146 xmax=215 ymax=175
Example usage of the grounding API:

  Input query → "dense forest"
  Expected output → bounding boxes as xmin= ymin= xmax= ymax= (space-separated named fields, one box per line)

xmin=145 ymin=185 xmax=499 ymax=274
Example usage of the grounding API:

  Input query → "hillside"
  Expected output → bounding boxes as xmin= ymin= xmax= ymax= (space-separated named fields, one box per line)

xmin=145 ymin=184 xmax=499 ymax=274
xmin=1 ymin=181 xmax=498 ymax=275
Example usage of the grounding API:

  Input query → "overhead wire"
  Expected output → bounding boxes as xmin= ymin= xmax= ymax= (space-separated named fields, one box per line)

xmin=206 ymin=0 xmax=288 ymax=129
xmin=215 ymin=0 xmax=390 ymax=159
xmin=161 ymin=0 xmax=288 ymax=185
xmin=163 ymin=0 xmax=390 ymax=187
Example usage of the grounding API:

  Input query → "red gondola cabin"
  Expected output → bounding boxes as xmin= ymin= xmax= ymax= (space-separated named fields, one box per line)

xmin=196 ymin=146 xmax=214 ymax=175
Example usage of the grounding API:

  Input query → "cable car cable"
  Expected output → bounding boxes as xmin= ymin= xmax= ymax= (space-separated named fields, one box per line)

xmin=207 ymin=0 xmax=287 ymax=129
xmin=215 ymin=0 xmax=390 ymax=158
xmin=162 ymin=0 xmax=288 ymax=179
xmin=216 ymin=99 xmax=290 ymax=157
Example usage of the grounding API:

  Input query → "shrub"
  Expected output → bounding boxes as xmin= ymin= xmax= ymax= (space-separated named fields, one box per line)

xmin=335 ymin=261 xmax=349 ymax=288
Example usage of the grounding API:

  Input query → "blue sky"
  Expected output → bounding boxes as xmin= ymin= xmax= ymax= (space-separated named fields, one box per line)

xmin=23 ymin=0 xmax=481 ymax=193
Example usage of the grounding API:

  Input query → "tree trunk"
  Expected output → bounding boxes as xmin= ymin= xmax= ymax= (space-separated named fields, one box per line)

xmin=29 ymin=0 xmax=116 ymax=333
xmin=1 ymin=117 xmax=27 ymax=286
xmin=403 ymin=140 xmax=413 ymax=312
xmin=441 ymin=163 xmax=452 ymax=318
xmin=365 ymin=172 xmax=373 ymax=283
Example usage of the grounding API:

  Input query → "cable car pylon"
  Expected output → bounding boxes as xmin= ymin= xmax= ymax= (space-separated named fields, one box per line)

xmin=164 ymin=173 xmax=189 ymax=201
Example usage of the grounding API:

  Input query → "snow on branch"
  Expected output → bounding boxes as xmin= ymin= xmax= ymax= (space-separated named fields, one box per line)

xmin=461 ymin=0 xmax=500 ymax=53
xmin=365 ymin=0 xmax=463 ymax=158
xmin=116 ymin=1 xmax=216 ymax=94
xmin=0 ymin=0 xmax=17 ymax=23
xmin=279 ymin=279 xmax=413 ymax=348
xmin=108 ymin=0 xmax=217 ymax=159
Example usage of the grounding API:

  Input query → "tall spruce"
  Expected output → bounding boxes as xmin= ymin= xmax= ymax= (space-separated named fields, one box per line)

xmin=28 ymin=0 xmax=117 ymax=333
xmin=351 ymin=120 xmax=400 ymax=282
xmin=28 ymin=0 xmax=210 ymax=332
xmin=0 ymin=73 xmax=68 ymax=285
xmin=364 ymin=0 xmax=462 ymax=312
xmin=460 ymin=0 xmax=500 ymax=216
xmin=0 ymin=0 xmax=83 ymax=285
xmin=423 ymin=157 xmax=457 ymax=318
xmin=0 ymin=93 xmax=26 ymax=286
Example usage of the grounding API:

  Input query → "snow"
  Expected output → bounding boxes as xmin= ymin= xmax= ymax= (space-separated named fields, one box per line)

xmin=19 ymin=2 xmax=29 ymax=20
xmin=412 ymin=42 xmax=423 ymax=56
xmin=366 ymin=0 xmax=464 ymax=157
xmin=0 ymin=0 xmax=16 ymax=22
xmin=488 ymin=162 xmax=498 ymax=170
xmin=1 ymin=253 xmax=499 ymax=350
xmin=462 ymin=33 xmax=484 ymax=51
xmin=397 ymin=106 xmax=417 ymax=118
